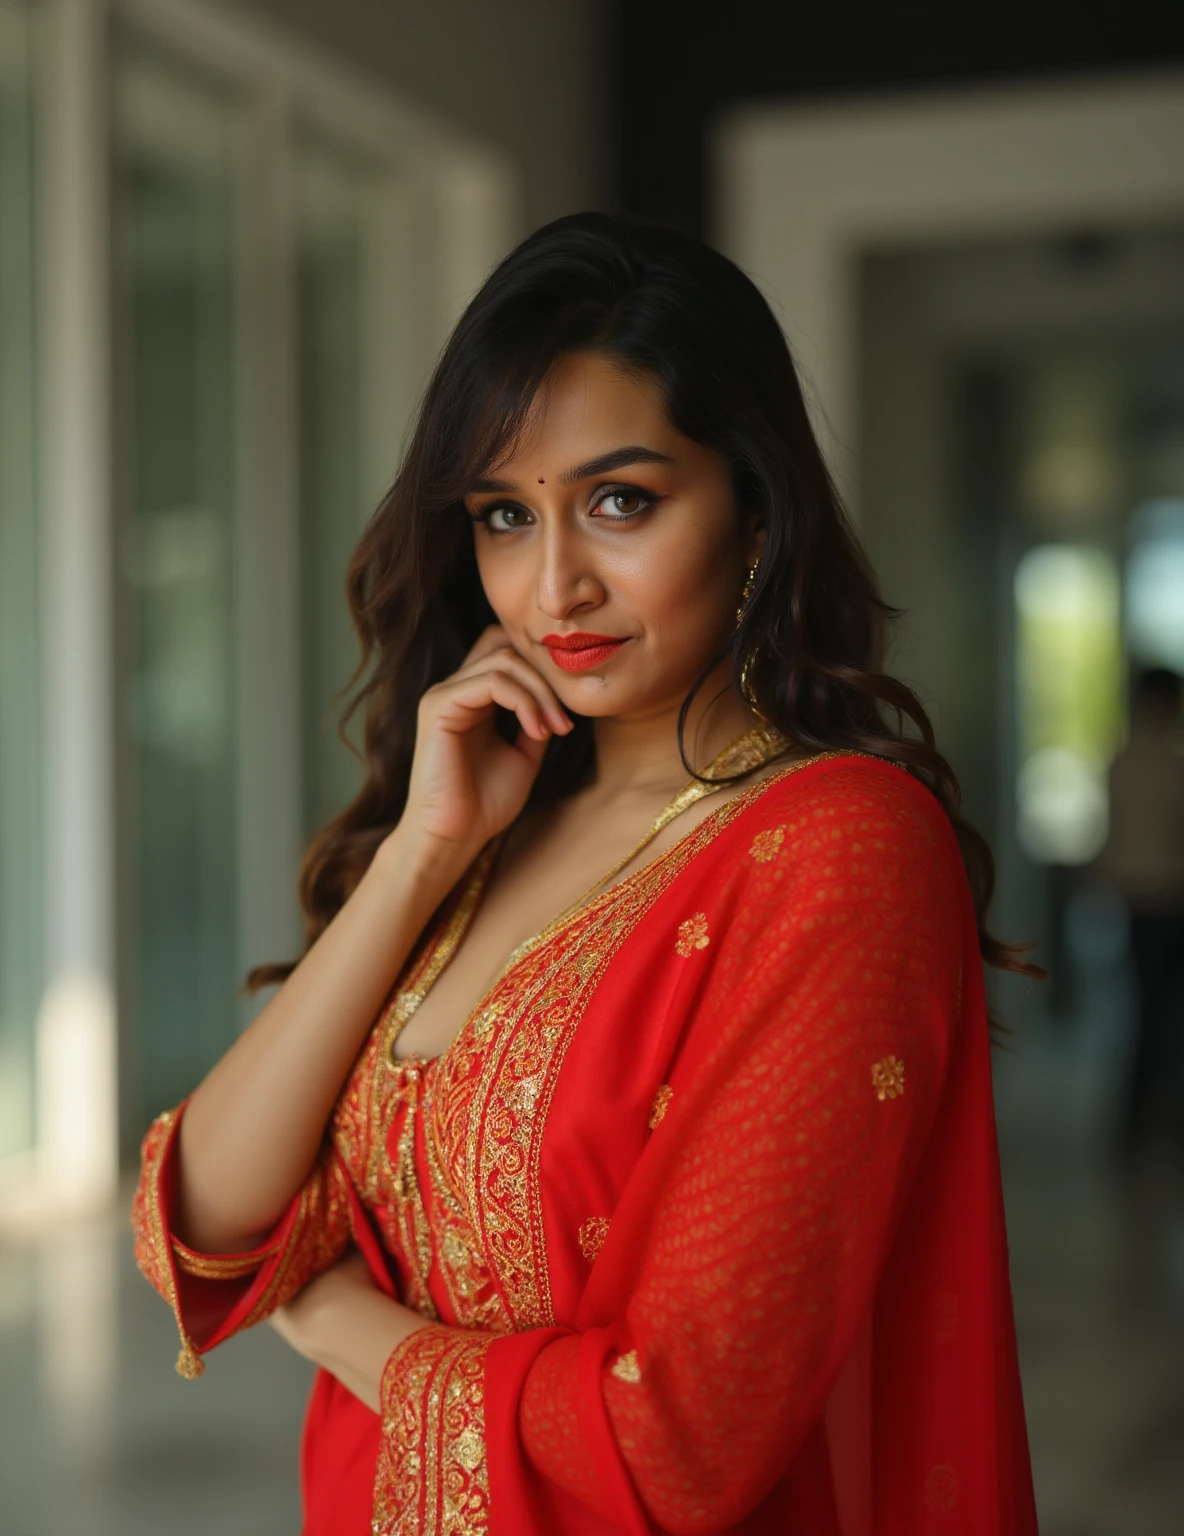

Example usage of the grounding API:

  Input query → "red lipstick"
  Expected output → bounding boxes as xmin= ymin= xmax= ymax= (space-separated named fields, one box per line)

xmin=541 ymin=632 xmax=627 ymax=672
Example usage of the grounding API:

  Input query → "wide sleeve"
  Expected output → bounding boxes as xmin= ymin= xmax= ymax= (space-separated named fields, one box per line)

xmin=510 ymin=772 xmax=967 ymax=1533
xmin=132 ymin=1100 xmax=353 ymax=1378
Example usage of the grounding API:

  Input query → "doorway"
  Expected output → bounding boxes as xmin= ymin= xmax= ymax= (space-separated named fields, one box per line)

xmin=857 ymin=226 xmax=1184 ymax=1134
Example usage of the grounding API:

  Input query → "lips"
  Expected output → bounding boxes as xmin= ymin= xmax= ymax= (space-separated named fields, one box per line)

xmin=541 ymin=632 xmax=628 ymax=672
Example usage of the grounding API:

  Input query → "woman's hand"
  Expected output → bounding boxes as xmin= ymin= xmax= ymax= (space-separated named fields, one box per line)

xmin=396 ymin=624 xmax=573 ymax=863
xmin=268 ymin=1250 xmax=374 ymax=1359
xmin=173 ymin=639 xmax=565 ymax=1257
xmin=269 ymin=1250 xmax=427 ymax=1413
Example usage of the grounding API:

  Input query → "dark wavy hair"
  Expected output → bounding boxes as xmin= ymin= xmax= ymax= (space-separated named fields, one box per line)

xmin=248 ymin=211 xmax=1039 ymax=994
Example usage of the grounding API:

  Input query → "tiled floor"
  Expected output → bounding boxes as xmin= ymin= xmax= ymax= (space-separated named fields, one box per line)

xmin=0 ymin=1214 xmax=313 ymax=1536
xmin=2 ymin=1056 xmax=1182 ymax=1533
xmin=1001 ymin=1134 xmax=1184 ymax=1535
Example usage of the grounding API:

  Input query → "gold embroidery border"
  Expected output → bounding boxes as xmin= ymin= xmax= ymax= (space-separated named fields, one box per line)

xmin=361 ymin=841 xmax=501 ymax=1213
xmin=238 ymin=1187 xmax=316 ymax=1330
xmin=373 ymin=1325 xmax=492 ymax=1536
xmin=135 ymin=1108 xmax=205 ymax=1378
xmin=171 ymin=1241 xmax=276 ymax=1281
xmin=382 ymin=840 xmax=502 ymax=1065
xmin=332 ymin=1024 xmax=384 ymax=1207
xmin=423 ymin=1072 xmax=513 ymax=1333
xmin=349 ymin=844 xmax=501 ymax=1315
xmin=387 ymin=1065 xmax=439 ymax=1319
xmin=136 ymin=1110 xmax=353 ymax=1371
xmin=230 ymin=1152 xmax=351 ymax=1335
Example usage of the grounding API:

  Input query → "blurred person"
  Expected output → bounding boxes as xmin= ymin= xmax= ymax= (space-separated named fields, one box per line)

xmin=1099 ymin=666 xmax=1184 ymax=1155
xmin=132 ymin=214 xmax=1038 ymax=1534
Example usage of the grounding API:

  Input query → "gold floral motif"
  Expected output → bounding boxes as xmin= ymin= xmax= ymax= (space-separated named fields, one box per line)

xmin=505 ymin=1074 xmax=542 ymax=1114
xmin=452 ymin=1425 xmax=484 ymax=1472
xmin=373 ymin=1326 xmax=492 ymax=1535
xmin=648 ymin=1084 xmax=674 ymax=1129
xmin=871 ymin=1054 xmax=906 ymax=1101
xmin=748 ymin=825 xmax=785 ymax=863
xmin=578 ymin=1215 xmax=611 ymax=1262
xmin=610 ymin=1349 xmax=641 ymax=1383
xmin=675 ymin=912 xmax=710 ymax=956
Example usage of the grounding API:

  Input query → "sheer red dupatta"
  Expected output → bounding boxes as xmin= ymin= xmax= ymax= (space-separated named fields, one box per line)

xmin=379 ymin=757 xmax=1036 ymax=1534
xmin=133 ymin=751 xmax=1036 ymax=1534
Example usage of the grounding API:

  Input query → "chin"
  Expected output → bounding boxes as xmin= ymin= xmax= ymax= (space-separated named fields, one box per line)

xmin=551 ymin=674 xmax=624 ymax=715
xmin=553 ymin=667 xmax=691 ymax=721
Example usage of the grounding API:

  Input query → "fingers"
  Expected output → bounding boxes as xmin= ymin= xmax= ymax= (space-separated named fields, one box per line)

xmin=481 ymin=670 xmax=564 ymax=741
xmin=439 ymin=625 xmax=574 ymax=742
xmin=423 ymin=665 xmax=553 ymax=742
xmin=454 ymin=645 xmax=572 ymax=736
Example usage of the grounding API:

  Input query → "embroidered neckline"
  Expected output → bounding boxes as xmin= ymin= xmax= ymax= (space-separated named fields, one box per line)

xmin=500 ymin=722 xmax=792 ymax=965
xmin=386 ymin=748 xmax=888 ymax=1071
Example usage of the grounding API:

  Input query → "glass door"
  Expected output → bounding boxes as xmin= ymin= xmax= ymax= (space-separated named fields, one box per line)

xmin=112 ymin=37 xmax=242 ymax=1126
xmin=0 ymin=0 xmax=40 ymax=1162
xmin=0 ymin=0 xmax=510 ymax=1180
xmin=294 ymin=132 xmax=388 ymax=834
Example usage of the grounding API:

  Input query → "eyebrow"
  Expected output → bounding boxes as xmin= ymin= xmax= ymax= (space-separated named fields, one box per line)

xmin=469 ymin=445 xmax=675 ymax=495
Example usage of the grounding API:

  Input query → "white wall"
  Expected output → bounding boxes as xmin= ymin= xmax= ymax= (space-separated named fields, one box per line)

xmin=714 ymin=71 xmax=1184 ymax=506
xmin=236 ymin=0 xmax=606 ymax=235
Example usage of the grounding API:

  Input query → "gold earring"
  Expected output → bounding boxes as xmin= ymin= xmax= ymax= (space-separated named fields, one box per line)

xmin=736 ymin=559 xmax=761 ymax=625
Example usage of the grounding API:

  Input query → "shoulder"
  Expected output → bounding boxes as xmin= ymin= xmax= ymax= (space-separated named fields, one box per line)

xmin=691 ymin=753 xmax=969 ymax=1053
xmin=745 ymin=751 xmax=951 ymax=850
xmin=728 ymin=752 xmax=966 ymax=922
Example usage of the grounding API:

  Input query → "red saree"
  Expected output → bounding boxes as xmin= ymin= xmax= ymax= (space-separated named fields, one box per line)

xmin=133 ymin=752 xmax=1038 ymax=1534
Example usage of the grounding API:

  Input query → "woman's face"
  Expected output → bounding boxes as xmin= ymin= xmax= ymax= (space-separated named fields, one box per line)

xmin=464 ymin=352 xmax=762 ymax=719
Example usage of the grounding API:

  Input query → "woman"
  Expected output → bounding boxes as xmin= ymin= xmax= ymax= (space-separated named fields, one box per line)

xmin=133 ymin=212 xmax=1039 ymax=1534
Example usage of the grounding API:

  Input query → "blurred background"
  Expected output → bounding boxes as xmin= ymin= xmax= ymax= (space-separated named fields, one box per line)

xmin=2 ymin=2 xmax=1183 ymax=1532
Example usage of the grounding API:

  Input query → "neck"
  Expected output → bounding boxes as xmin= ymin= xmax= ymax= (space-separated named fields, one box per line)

xmin=588 ymin=658 xmax=764 ymax=797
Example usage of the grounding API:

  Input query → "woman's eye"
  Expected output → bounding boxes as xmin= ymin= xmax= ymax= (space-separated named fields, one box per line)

xmin=485 ymin=504 xmax=530 ymax=532
xmin=594 ymin=488 xmax=651 ymax=519
xmin=475 ymin=485 xmax=655 ymax=532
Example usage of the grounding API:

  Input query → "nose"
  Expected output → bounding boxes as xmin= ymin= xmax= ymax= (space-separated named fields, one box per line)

xmin=534 ymin=521 xmax=604 ymax=619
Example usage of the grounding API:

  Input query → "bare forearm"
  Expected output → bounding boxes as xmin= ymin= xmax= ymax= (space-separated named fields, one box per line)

xmin=173 ymin=623 xmax=566 ymax=1255
xmin=177 ymin=825 xmax=471 ymax=1252
xmin=272 ymin=1275 xmax=427 ymax=1414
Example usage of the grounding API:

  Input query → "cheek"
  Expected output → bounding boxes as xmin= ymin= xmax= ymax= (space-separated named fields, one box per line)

xmin=474 ymin=544 xmax=527 ymax=628
xmin=621 ymin=524 xmax=738 ymax=641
